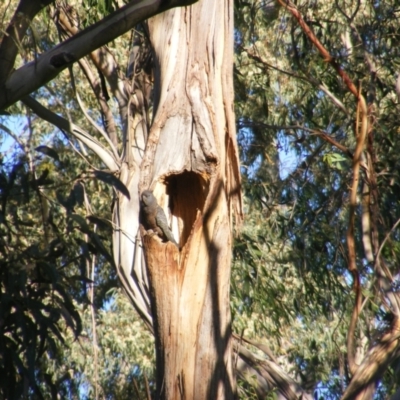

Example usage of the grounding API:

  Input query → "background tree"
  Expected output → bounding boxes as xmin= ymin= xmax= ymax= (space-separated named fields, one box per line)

xmin=233 ymin=0 xmax=400 ymax=398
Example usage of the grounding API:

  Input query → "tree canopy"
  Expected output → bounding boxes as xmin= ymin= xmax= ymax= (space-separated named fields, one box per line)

xmin=1 ymin=0 xmax=400 ymax=398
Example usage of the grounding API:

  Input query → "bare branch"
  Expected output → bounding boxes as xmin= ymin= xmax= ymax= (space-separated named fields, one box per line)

xmin=74 ymin=86 xmax=120 ymax=161
xmin=77 ymin=57 xmax=119 ymax=147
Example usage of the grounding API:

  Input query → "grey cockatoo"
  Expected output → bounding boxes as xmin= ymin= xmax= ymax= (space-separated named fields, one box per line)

xmin=140 ymin=190 xmax=178 ymax=247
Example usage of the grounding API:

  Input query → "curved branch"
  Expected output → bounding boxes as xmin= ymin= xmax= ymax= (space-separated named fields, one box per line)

xmin=0 ymin=0 xmax=53 ymax=86
xmin=22 ymin=96 xmax=119 ymax=171
xmin=235 ymin=341 xmax=313 ymax=400
xmin=74 ymin=89 xmax=120 ymax=162
xmin=341 ymin=318 xmax=400 ymax=400
xmin=77 ymin=57 xmax=119 ymax=147
xmin=346 ymin=94 xmax=368 ymax=375
xmin=276 ymin=0 xmax=369 ymax=377
xmin=277 ymin=0 xmax=359 ymax=99
xmin=52 ymin=5 xmax=130 ymax=134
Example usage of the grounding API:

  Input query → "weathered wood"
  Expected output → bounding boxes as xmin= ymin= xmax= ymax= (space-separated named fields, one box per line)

xmin=138 ymin=0 xmax=242 ymax=398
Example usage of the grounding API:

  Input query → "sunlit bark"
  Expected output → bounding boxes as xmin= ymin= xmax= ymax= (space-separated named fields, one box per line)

xmin=116 ymin=0 xmax=242 ymax=398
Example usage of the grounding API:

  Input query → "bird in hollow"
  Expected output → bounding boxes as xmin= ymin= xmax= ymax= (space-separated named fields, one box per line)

xmin=140 ymin=190 xmax=178 ymax=246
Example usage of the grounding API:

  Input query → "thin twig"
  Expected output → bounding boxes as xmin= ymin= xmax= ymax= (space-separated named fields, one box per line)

xmin=244 ymin=46 xmax=349 ymax=114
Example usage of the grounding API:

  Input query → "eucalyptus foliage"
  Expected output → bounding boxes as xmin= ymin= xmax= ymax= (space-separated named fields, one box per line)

xmin=234 ymin=0 xmax=400 ymax=397
xmin=2 ymin=0 xmax=400 ymax=398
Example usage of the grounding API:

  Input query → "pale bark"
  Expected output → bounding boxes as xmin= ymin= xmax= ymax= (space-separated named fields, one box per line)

xmin=131 ymin=0 xmax=242 ymax=398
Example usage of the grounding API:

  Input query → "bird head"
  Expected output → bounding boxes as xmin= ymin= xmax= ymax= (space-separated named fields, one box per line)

xmin=141 ymin=190 xmax=154 ymax=205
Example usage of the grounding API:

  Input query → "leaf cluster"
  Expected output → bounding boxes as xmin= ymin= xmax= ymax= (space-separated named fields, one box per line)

xmin=233 ymin=0 xmax=400 ymax=397
xmin=0 ymin=120 xmax=118 ymax=397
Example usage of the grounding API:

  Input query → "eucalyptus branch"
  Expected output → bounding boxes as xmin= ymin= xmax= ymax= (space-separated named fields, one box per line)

xmin=277 ymin=0 xmax=369 ymax=377
xmin=77 ymin=57 xmax=119 ymax=147
xmin=53 ymin=4 xmax=120 ymax=146
xmin=22 ymin=96 xmax=119 ymax=171
xmin=235 ymin=342 xmax=313 ymax=400
xmin=74 ymin=90 xmax=120 ymax=161
xmin=68 ymin=64 xmax=120 ymax=162
xmin=361 ymin=181 xmax=374 ymax=263
xmin=277 ymin=0 xmax=359 ymax=99
xmin=345 ymin=93 xmax=368 ymax=375
xmin=341 ymin=318 xmax=400 ymax=400
xmin=0 ymin=0 xmax=53 ymax=86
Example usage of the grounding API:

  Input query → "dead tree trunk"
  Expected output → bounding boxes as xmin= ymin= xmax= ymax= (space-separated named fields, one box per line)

xmin=139 ymin=1 xmax=242 ymax=398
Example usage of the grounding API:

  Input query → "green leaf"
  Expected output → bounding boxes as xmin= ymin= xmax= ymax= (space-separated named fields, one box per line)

xmin=93 ymin=170 xmax=130 ymax=199
xmin=35 ymin=146 xmax=60 ymax=162
xmin=70 ymin=213 xmax=92 ymax=234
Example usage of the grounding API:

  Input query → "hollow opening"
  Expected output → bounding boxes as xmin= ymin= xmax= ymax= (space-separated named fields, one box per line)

xmin=164 ymin=171 xmax=209 ymax=246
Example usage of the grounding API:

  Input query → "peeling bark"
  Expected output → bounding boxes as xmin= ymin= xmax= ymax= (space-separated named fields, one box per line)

xmin=134 ymin=1 xmax=242 ymax=398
